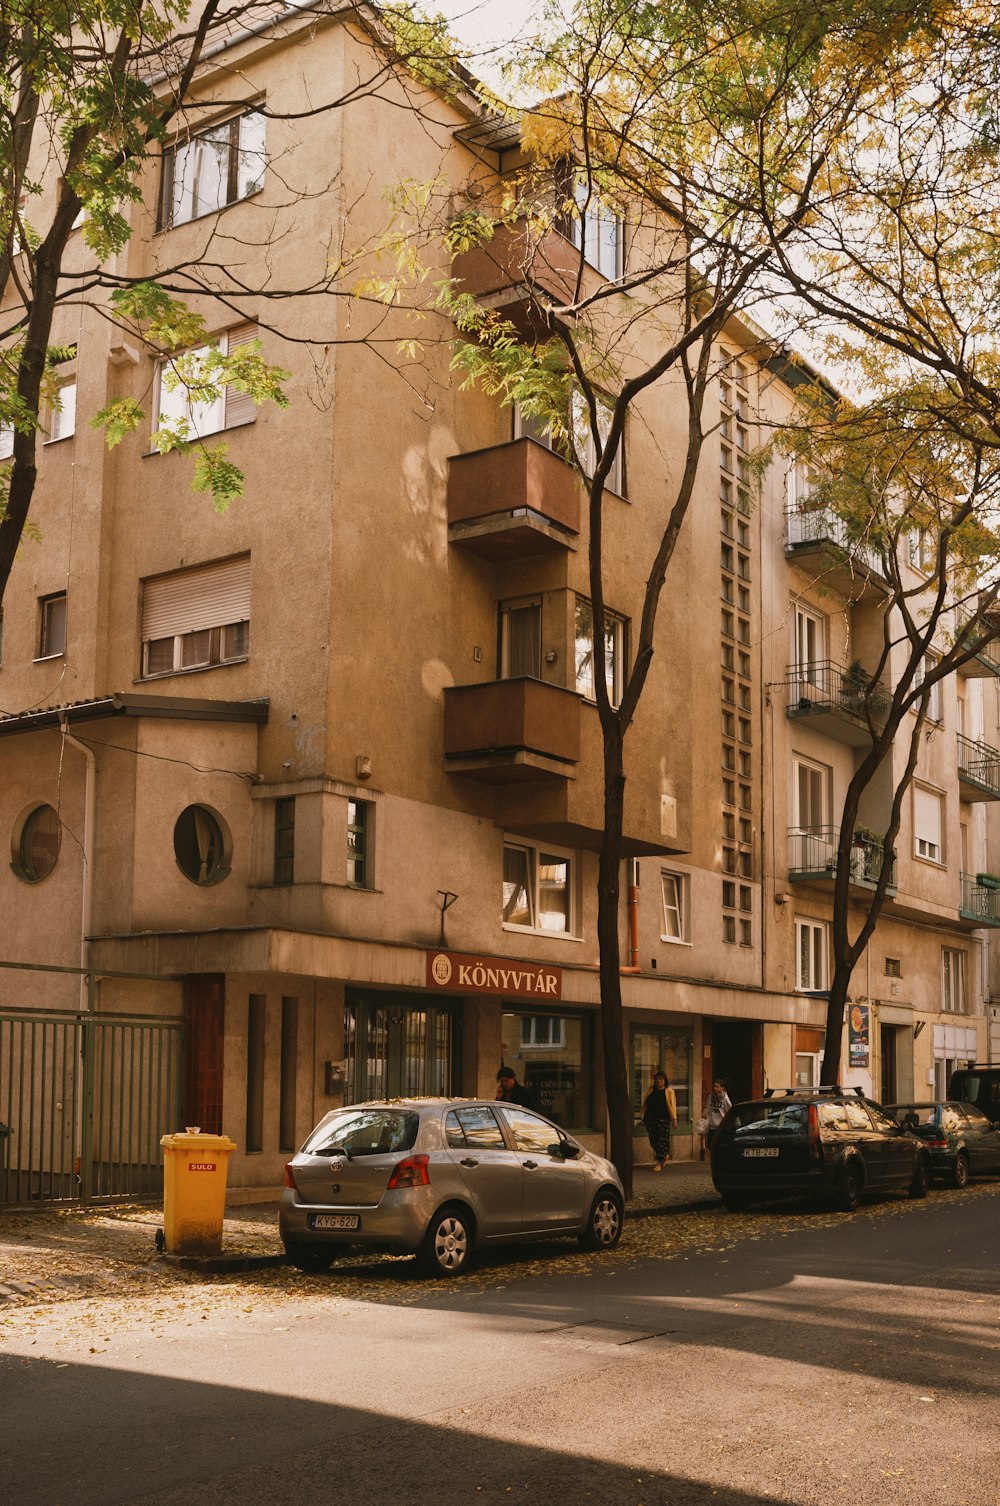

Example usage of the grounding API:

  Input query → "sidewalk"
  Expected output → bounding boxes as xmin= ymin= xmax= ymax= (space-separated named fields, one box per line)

xmin=0 ymin=1158 xmax=719 ymax=1297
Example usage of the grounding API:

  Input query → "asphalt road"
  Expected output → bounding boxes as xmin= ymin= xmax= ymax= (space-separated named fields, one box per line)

xmin=3 ymin=1189 xmax=997 ymax=1506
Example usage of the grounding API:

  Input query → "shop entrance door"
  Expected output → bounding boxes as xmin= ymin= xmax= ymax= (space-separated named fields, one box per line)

xmin=708 ymin=1021 xmax=761 ymax=1108
xmin=345 ymin=992 xmax=459 ymax=1103
xmin=880 ymin=1025 xmax=897 ymax=1104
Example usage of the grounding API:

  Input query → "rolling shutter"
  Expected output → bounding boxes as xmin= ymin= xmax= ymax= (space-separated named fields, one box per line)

xmin=142 ymin=554 xmax=251 ymax=640
xmin=223 ymin=322 xmax=259 ymax=428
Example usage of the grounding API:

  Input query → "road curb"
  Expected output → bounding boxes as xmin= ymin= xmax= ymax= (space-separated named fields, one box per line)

xmin=626 ymin=1197 xmax=722 ymax=1220
xmin=157 ymin=1251 xmax=287 ymax=1274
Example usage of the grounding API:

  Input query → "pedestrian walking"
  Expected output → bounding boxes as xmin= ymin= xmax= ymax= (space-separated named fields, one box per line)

xmin=642 ymin=1070 xmax=678 ymax=1170
xmin=495 ymin=1065 xmax=533 ymax=1108
xmin=701 ymin=1079 xmax=733 ymax=1158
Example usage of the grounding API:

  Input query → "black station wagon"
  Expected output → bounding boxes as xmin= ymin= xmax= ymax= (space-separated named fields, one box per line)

xmin=711 ymin=1085 xmax=931 ymax=1212
xmin=885 ymin=1101 xmax=1000 ymax=1187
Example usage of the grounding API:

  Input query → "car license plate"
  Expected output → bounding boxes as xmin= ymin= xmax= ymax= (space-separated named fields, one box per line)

xmin=742 ymin=1147 xmax=779 ymax=1158
xmin=311 ymin=1214 xmax=360 ymax=1230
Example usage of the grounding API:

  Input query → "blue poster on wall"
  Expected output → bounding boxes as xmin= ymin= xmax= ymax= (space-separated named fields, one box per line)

xmin=848 ymin=1003 xmax=870 ymax=1068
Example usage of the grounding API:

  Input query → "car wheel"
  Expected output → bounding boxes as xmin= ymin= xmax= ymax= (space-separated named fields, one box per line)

xmin=953 ymin=1152 xmax=970 ymax=1190
xmin=838 ymin=1162 xmax=862 ymax=1212
xmin=579 ymin=1189 xmax=624 ymax=1250
xmin=284 ymin=1242 xmax=336 ymax=1273
xmin=419 ymin=1205 xmax=472 ymax=1276
xmin=908 ymin=1155 xmax=930 ymax=1200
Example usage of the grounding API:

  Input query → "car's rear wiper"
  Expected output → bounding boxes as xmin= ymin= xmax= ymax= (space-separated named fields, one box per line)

xmin=318 ymin=1142 xmax=352 ymax=1159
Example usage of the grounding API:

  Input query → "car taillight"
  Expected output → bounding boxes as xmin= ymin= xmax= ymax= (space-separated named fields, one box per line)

xmin=807 ymin=1104 xmax=820 ymax=1164
xmin=283 ymin=1162 xmax=298 ymax=1190
xmin=387 ymin=1154 xmax=430 ymax=1189
xmin=924 ymin=1137 xmax=948 ymax=1150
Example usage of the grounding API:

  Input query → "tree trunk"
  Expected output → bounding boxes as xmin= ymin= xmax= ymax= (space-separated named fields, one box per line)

xmin=597 ymin=717 xmax=632 ymax=1197
xmin=821 ymin=962 xmax=852 ymax=1085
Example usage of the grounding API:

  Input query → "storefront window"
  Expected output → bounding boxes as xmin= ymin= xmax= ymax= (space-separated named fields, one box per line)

xmin=500 ymin=1010 xmax=593 ymax=1130
xmin=630 ymin=1028 xmax=692 ymax=1126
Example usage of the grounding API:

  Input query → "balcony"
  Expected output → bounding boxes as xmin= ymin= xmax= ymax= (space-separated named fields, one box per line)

xmin=446 ymin=438 xmax=580 ymax=562
xmin=451 ymin=219 xmax=584 ymax=339
xmin=443 ymin=677 xmax=580 ymax=783
xmin=954 ymin=603 xmax=1000 ymax=677
xmin=785 ymin=661 xmax=892 ymax=747
xmin=959 ymin=872 xmax=1000 ymax=927
xmin=785 ymin=503 xmax=888 ymax=600
xmin=788 ymin=827 xmax=897 ymax=896
xmin=957 ymin=733 xmax=1000 ymax=802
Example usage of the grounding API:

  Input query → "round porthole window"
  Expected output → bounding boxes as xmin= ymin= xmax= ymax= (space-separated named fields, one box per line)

xmin=11 ymin=803 xmax=62 ymax=883
xmin=173 ymin=804 xmax=231 ymax=885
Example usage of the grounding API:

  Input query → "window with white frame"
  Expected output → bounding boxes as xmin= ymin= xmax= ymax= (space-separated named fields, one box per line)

xmin=942 ymin=948 xmax=967 ymax=1013
xmin=519 ymin=1015 xmax=566 ymax=1049
xmin=795 ymin=917 xmax=828 ymax=992
xmin=556 ymin=167 xmax=622 ymax=279
xmin=514 ymin=391 xmax=623 ymax=495
xmin=909 ymin=529 xmax=936 ymax=574
xmin=46 ymin=378 xmax=76 ymax=442
xmin=913 ymin=784 xmax=944 ymax=863
xmin=915 ymin=652 xmax=941 ymax=721
xmin=37 ymin=592 xmax=67 ymax=659
xmin=574 ymin=596 xmax=626 ymax=706
xmin=141 ymin=554 xmax=250 ymax=677
xmin=792 ymin=603 xmax=825 ymax=688
xmin=499 ymin=597 xmax=542 ymax=679
xmin=153 ymin=322 xmax=259 ymax=444
xmin=159 ymin=108 xmax=265 ymax=229
xmin=0 ymin=421 xmax=14 ymax=459
xmin=660 ymin=871 xmax=688 ymax=942
xmin=502 ymin=840 xmax=576 ymax=935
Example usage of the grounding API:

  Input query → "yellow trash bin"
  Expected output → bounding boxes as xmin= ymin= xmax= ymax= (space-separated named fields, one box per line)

xmin=160 ymin=1128 xmax=237 ymax=1256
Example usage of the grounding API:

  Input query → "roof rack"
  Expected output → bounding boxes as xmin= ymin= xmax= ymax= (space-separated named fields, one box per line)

xmin=763 ymin=1085 xmax=865 ymax=1098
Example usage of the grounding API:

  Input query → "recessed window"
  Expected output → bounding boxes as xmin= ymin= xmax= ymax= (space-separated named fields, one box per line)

xmin=141 ymin=554 xmax=250 ymax=678
xmin=37 ymin=593 xmax=67 ymax=659
xmin=152 ymin=322 xmax=259 ymax=444
xmin=513 ymin=390 xmax=624 ymax=495
xmin=913 ymin=784 xmax=944 ymax=864
xmin=795 ymin=918 xmax=828 ymax=992
xmin=557 ymin=168 xmax=623 ymax=279
xmin=159 ymin=109 xmax=265 ymax=229
xmin=915 ymin=653 xmax=941 ymax=722
xmin=942 ymin=949 xmax=966 ymax=1014
xmin=274 ymin=797 xmax=294 ymax=885
xmin=885 ymin=957 xmax=902 ymax=978
xmin=575 ymin=597 xmax=626 ymax=706
xmin=660 ymin=871 xmax=689 ymax=943
xmin=0 ymin=421 xmax=13 ymax=459
xmin=46 ymin=379 xmax=76 ymax=442
xmin=347 ymin=799 xmax=372 ymax=886
xmin=173 ymin=804 xmax=231 ymax=885
xmin=499 ymin=597 xmax=542 ymax=679
xmin=502 ymin=839 xmax=576 ymax=935
xmin=11 ymin=803 xmax=61 ymax=883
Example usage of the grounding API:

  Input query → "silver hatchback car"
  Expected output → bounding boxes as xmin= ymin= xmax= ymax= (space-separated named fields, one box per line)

xmin=280 ymin=1098 xmax=625 ymax=1276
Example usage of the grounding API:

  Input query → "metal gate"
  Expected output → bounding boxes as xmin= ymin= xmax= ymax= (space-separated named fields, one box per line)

xmin=0 ymin=1010 xmax=184 ymax=1205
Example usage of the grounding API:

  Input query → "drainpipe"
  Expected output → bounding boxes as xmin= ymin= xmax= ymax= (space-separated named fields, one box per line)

xmin=624 ymin=858 xmax=640 ymax=971
xmin=59 ymin=716 xmax=96 ymax=1011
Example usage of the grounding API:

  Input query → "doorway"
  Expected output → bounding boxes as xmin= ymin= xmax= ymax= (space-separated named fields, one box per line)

xmin=707 ymin=1021 xmax=762 ymax=1108
xmin=344 ymin=991 xmax=460 ymax=1102
xmin=880 ymin=1025 xmax=897 ymax=1103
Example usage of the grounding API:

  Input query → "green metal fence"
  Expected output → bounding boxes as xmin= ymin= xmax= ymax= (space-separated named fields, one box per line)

xmin=0 ymin=1009 xmax=184 ymax=1205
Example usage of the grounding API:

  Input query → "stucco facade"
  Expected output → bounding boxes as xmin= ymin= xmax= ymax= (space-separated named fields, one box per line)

xmin=0 ymin=8 xmax=995 ymax=1199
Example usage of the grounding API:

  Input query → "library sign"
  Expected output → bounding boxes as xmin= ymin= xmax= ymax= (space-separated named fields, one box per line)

xmin=426 ymin=949 xmax=562 ymax=1000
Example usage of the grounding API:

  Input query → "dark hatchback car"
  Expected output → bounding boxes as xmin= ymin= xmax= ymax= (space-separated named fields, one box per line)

xmin=948 ymin=1065 xmax=1000 ymax=1126
xmin=711 ymin=1086 xmax=931 ymax=1212
xmin=885 ymin=1101 xmax=1000 ymax=1187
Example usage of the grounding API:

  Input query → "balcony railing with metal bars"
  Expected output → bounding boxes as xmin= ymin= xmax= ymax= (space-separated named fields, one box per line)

xmin=785 ymin=503 xmax=886 ymax=580
xmin=786 ymin=660 xmax=892 ymax=735
xmin=956 ymin=733 xmax=1000 ymax=801
xmin=959 ymin=871 xmax=1000 ymax=926
xmin=788 ymin=826 xmax=897 ymax=894
xmin=953 ymin=603 xmax=1000 ymax=676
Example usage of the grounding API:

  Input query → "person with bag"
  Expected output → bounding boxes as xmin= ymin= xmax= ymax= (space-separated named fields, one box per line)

xmin=700 ymin=1079 xmax=733 ymax=1159
xmin=641 ymin=1070 xmax=678 ymax=1170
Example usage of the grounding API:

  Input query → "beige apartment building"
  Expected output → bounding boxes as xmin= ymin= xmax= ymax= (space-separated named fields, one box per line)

xmin=0 ymin=5 xmax=995 ymax=1200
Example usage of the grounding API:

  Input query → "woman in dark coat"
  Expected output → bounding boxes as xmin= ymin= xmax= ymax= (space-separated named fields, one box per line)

xmin=641 ymin=1070 xmax=678 ymax=1170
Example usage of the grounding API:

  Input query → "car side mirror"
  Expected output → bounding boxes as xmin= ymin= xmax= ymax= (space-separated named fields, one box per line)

xmin=551 ymin=1140 xmax=580 ymax=1159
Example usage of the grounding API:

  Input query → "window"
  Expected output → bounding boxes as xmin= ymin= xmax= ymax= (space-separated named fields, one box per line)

xmin=274 ymin=797 xmax=294 ymax=885
xmin=574 ymin=597 xmax=626 ymax=706
xmin=499 ymin=597 xmax=541 ymax=679
xmin=915 ymin=653 xmax=941 ymax=721
xmin=909 ymin=529 xmax=936 ymax=574
xmin=885 ymin=957 xmax=902 ymax=978
xmin=46 ymin=379 xmax=76 ymax=442
xmin=0 ymin=422 xmax=12 ymax=459
xmin=630 ymin=1027 xmax=692 ymax=1126
xmin=159 ymin=108 xmax=265 ymax=229
xmin=795 ymin=918 xmax=828 ymax=991
xmin=791 ymin=756 xmax=830 ymax=831
xmin=502 ymin=840 xmax=575 ymax=934
xmin=37 ymin=592 xmax=66 ymax=658
xmin=11 ymin=803 xmax=61 ymax=883
xmin=153 ymin=322 xmax=259 ymax=443
xmin=498 ymin=1105 xmax=559 ymax=1154
xmin=942 ymin=949 xmax=967 ymax=1013
xmin=660 ymin=871 xmax=688 ymax=942
xmin=501 ymin=1010 xmax=594 ymax=1129
xmin=913 ymin=784 xmax=944 ymax=863
xmin=513 ymin=390 xmax=623 ymax=495
xmin=173 ymin=804 xmax=230 ymax=885
xmin=445 ymin=1105 xmax=505 ymax=1149
xmin=556 ymin=168 xmax=622 ymax=279
xmin=792 ymin=604 xmax=824 ymax=686
xmin=141 ymin=554 xmax=250 ymax=678
xmin=347 ymin=799 xmax=372 ymax=886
